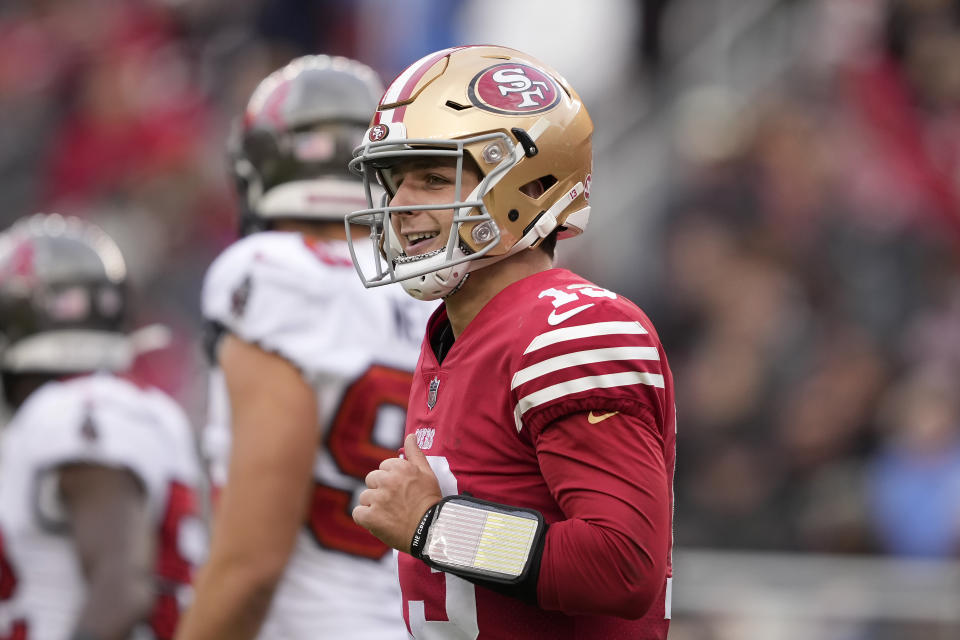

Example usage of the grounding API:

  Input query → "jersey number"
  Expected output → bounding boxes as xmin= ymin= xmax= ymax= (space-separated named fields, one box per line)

xmin=149 ymin=481 xmax=200 ymax=639
xmin=404 ymin=457 xmax=479 ymax=638
xmin=307 ymin=364 xmax=414 ymax=558
xmin=0 ymin=529 xmax=27 ymax=640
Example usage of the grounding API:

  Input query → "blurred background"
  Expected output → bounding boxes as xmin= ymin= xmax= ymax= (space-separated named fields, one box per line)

xmin=1 ymin=0 xmax=959 ymax=637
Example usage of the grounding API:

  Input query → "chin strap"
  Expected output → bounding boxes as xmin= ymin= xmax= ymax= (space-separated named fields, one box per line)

xmin=441 ymin=272 xmax=469 ymax=299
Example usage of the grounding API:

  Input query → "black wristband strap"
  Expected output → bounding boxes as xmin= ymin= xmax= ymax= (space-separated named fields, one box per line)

xmin=409 ymin=502 xmax=440 ymax=559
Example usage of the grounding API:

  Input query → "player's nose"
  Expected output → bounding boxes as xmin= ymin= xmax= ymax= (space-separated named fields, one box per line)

xmin=390 ymin=182 xmax=417 ymax=212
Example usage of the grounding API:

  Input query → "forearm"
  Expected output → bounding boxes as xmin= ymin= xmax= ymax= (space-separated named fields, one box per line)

xmin=73 ymin=567 xmax=154 ymax=640
xmin=533 ymin=409 xmax=670 ymax=618
xmin=174 ymin=557 xmax=279 ymax=640
xmin=176 ymin=465 xmax=307 ymax=639
xmin=537 ymin=517 xmax=664 ymax=617
xmin=178 ymin=336 xmax=317 ymax=639
xmin=59 ymin=464 xmax=155 ymax=640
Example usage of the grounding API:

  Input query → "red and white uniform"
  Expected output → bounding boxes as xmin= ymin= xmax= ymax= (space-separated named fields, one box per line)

xmin=202 ymin=231 xmax=434 ymax=640
xmin=399 ymin=268 xmax=675 ymax=640
xmin=0 ymin=374 xmax=205 ymax=640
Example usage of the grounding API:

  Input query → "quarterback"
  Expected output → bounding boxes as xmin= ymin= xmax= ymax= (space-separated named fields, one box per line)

xmin=175 ymin=55 xmax=433 ymax=640
xmin=349 ymin=46 xmax=676 ymax=639
xmin=0 ymin=214 xmax=204 ymax=640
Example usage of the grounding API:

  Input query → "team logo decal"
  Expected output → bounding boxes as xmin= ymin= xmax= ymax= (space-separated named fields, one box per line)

xmin=80 ymin=406 xmax=99 ymax=442
xmin=584 ymin=173 xmax=592 ymax=201
xmin=416 ymin=427 xmax=436 ymax=450
xmin=230 ymin=274 xmax=252 ymax=318
xmin=427 ymin=376 xmax=441 ymax=410
xmin=468 ymin=63 xmax=561 ymax=115
xmin=369 ymin=123 xmax=389 ymax=141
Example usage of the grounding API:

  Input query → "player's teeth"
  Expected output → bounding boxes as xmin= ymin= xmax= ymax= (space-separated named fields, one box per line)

xmin=407 ymin=232 xmax=438 ymax=243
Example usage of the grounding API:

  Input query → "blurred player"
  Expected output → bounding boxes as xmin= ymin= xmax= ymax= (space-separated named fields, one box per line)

xmin=0 ymin=213 xmax=205 ymax=640
xmin=175 ymin=56 xmax=432 ymax=640
xmin=348 ymin=45 xmax=676 ymax=639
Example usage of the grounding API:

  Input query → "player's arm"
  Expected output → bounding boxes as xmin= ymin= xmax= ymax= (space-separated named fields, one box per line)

xmin=357 ymin=410 xmax=669 ymax=620
xmin=175 ymin=334 xmax=318 ymax=640
xmin=533 ymin=408 xmax=670 ymax=618
xmin=61 ymin=463 xmax=156 ymax=640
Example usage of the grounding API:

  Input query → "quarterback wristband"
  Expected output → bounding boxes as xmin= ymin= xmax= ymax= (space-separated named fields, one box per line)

xmin=410 ymin=503 xmax=439 ymax=559
xmin=413 ymin=495 xmax=546 ymax=585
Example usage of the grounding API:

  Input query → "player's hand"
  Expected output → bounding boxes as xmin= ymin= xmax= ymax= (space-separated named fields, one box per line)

xmin=353 ymin=433 xmax=442 ymax=554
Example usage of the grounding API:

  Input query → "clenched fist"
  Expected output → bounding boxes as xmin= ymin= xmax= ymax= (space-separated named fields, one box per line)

xmin=353 ymin=433 xmax=443 ymax=553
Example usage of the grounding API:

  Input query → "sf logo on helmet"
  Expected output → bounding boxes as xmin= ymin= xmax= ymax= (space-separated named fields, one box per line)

xmin=369 ymin=124 xmax=389 ymax=141
xmin=468 ymin=63 xmax=560 ymax=115
xmin=492 ymin=68 xmax=549 ymax=108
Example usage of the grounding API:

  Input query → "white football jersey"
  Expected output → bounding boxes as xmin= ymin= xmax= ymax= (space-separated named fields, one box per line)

xmin=201 ymin=231 xmax=433 ymax=640
xmin=0 ymin=373 xmax=205 ymax=640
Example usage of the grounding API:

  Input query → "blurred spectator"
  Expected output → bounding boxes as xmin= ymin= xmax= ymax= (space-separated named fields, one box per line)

xmin=839 ymin=0 xmax=960 ymax=238
xmin=867 ymin=364 xmax=960 ymax=556
xmin=644 ymin=0 xmax=960 ymax=562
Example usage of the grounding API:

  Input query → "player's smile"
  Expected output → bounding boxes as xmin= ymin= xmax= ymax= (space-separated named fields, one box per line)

xmin=399 ymin=228 xmax=443 ymax=256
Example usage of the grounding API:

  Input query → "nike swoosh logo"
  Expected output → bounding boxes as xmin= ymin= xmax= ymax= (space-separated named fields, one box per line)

xmin=587 ymin=411 xmax=619 ymax=424
xmin=547 ymin=303 xmax=594 ymax=326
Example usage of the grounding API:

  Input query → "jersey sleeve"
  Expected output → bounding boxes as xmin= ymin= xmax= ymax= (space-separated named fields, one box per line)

xmin=201 ymin=233 xmax=373 ymax=381
xmin=510 ymin=295 xmax=671 ymax=437
xmin=534 ymin=408 xmax=671 ymax=622
xmin=16 ymin=378 xmax=173 ymax=524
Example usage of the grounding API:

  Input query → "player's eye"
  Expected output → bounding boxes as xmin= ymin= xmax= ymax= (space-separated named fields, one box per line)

xmin=425 ymin=173 xmax=452 ymax=187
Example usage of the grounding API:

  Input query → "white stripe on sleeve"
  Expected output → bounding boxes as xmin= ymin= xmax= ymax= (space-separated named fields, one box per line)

xmin=511 ymin=346 xmax=659 ymax=389
xmin=523 ymin=321 xmax=647 ymax=355
xmin=513 ymin=370 xmax=665 ymax=431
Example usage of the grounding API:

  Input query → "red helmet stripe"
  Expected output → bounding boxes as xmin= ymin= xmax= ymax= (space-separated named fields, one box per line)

xmin=0 ymin=241 xmax=35 ymax=283
xmin=376 ymin=46 xmax=471 ymax=125
xmin=262 ymin=79 xmax=292 ymax=129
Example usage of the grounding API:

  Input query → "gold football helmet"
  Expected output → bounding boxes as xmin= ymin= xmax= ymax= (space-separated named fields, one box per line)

xmin=346 ymin=45 xmax=594 ymax=300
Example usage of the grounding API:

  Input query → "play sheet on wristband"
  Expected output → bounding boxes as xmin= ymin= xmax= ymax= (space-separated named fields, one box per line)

xmin=425 ymin=501 xmax=539 ymax=578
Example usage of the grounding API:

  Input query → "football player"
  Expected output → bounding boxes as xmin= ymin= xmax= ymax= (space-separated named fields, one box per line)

xmin=0 ymin=214 xmax=205 ymax=640
xmin=175 ymin=55 xmax=432 ymax=640
xmin=348 ymin=45 xmax=676 ymax=639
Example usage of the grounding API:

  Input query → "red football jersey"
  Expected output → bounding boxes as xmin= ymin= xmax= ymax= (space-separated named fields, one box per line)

xmin=398 ymin=268 xmax=675 ymax=639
